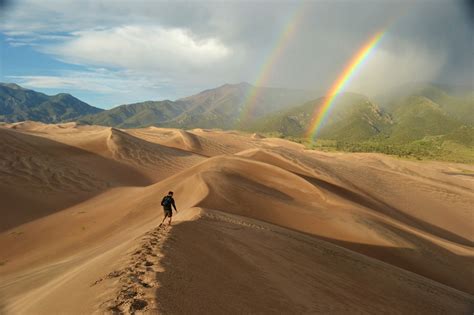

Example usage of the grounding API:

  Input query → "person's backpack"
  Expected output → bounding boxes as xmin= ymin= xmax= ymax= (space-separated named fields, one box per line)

xmin=162 ymin=196 xmax=172 ymax=207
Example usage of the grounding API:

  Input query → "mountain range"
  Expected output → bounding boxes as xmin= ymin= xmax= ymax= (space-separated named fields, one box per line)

xmin=76 ymin=82 xmax=315 ymax=129
xmin=1 ymin=81 xmax=472 ymax=162
xmin=2 ymin=82 xmax=315 ymax=129
xmin=246 ymin=93 xmax=394 ymax=141
xmin=0 ymin=83 xmax=103 ymax=123
xmin=247 ymin=84 xmax=473 ymax=155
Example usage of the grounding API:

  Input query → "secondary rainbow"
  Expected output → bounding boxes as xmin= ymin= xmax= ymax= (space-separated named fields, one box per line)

xmin=239 ymin=5 xmax=306 ymax=123
xmin=306 ymin=30 xmax=385 ymax=139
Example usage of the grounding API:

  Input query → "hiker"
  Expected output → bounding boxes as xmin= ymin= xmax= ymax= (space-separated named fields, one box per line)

xmin=159 ymin=191 xmax=178 ymax=227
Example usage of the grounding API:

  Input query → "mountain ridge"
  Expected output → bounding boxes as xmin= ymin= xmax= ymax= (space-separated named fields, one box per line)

xmin=0 ymin=83 xmax=103 ymax=123
xmin=76 ymin=82 xmax=316 ymax=129
xmin=1 ymin=82 xmax=472 ymax=162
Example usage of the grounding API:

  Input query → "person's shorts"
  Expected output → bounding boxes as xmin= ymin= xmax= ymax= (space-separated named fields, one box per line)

xmin=164 ymin=209 xmax=172 ymax=217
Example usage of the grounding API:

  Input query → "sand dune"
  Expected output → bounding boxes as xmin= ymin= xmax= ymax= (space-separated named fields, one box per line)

xmin=5 ymin=122 xmax=206 ymax=181
xmin=152 ymin=209 xmax=472 ymax=314
xmin=0 ymin=127 xmax=148 ymax=231
xmin=0 ymin=124 xmax=205 ymax=231
xmin=142 ymin=153 xmax=474 ymax=294
xmin=129 ymin=127 xmax=203 ymax=152
xmin=128 ymin=127 xmax=255 ymax=157
xmin=106 ymin=128 xmax=205 ymax=179
xmin=0 ymin=123 xmax=473 ymax=314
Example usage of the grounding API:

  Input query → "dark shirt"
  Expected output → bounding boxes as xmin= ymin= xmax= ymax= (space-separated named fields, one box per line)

xmin=161 ymin=196 xmax=176 ymax=211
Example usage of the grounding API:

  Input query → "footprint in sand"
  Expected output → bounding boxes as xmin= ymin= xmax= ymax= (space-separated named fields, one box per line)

xmin=98 ymin=225 xmax=169 ymax=313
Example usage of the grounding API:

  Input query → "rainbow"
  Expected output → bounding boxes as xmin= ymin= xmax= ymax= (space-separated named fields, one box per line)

xmin=239 ymin=5 xmax=307 ymax=123
xmin=306 ymin=31 xmax=385 ymax=139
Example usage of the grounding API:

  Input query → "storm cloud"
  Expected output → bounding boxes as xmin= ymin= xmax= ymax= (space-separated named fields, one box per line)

xmin=1 ymin=0 xmax=472 ymax=106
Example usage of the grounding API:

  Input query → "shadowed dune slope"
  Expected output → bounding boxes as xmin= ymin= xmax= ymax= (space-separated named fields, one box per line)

xmin=154 ymin=209 xmax=473 ymax=314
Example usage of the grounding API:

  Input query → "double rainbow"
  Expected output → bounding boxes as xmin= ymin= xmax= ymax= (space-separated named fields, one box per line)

xmin=305 ymin=31 xmax=385 ymax=139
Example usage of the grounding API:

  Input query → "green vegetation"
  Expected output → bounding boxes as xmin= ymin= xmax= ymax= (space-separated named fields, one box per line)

xmin=387 ymin=96 xmax=460 ymax=143
xmin=303 ymin=137 xmax=474 ymax=164
xmin=251 ymin=85 xmax=473 ymax=164
xmin=444 ymin=125 xmax=474 ymax=147
xmin=246 ymin=92 xmax=393 ymax=141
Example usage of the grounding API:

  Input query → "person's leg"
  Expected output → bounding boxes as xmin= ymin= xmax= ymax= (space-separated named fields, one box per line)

xmin=168 ymin=215 xmax=172 ymax=225
xmin=159 ymin=212 xmax=168 ymax=227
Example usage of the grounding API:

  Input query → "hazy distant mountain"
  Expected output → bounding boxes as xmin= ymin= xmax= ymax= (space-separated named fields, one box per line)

xmin=387 ymin=95 xmax=460 ymax=143
xmin=77 ymin=100 xmax=191 ymax=128
xmin=79 ymin=82 xmax=316 ymax=129
xmin=163 ymin=82 xmax=316 ymax=129
xmin=377 ymin=83 xmax=474 ymax=125
xmin=248 ymin=93 xmax=393 ymax=141
xmin=250 ymin=85 xmax=472 ymax=144
xmin=0 ymin=83 xmax=103 ymax=123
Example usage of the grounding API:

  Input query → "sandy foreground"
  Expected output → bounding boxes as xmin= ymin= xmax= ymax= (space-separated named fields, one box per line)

xmin=0 ymin=121 xmax=473 ymax=314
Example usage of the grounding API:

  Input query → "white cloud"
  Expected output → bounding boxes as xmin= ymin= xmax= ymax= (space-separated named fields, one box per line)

xmin=9 ymin=74 xmax=117 ymax=93
xmin=47 ymin=26 xmax=231 ymax=72
xmin=8 ymin=69 xmax=180 ymax=107
xmin=1 ymin=0 xmax=471 ymax=106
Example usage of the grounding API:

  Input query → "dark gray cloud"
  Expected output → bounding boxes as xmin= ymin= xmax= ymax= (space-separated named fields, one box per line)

xmin=390 ymin=1 xmax=473 ymax=85
xmin=461 ymin=0 xmax=474 ymax=24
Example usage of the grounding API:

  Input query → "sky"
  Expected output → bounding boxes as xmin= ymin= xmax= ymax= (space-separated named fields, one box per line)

xmin=0 ymin=0 xmax=472 ymax=109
